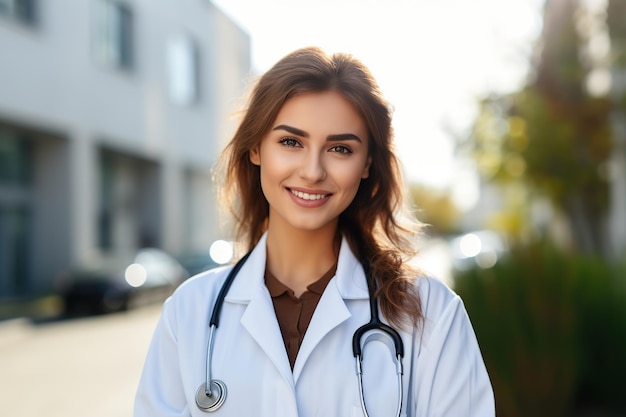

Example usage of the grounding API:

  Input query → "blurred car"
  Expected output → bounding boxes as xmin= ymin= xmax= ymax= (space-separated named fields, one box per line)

xmin=60 ymin=248 xmax=189 ymax=315
xmin=176 ymin=240 xmax=235 ymax=277
xmin=175 ymin=252 xmax=220 ymax=277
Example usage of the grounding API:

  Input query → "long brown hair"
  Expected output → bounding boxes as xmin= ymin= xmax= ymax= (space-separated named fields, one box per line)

xmin=218 ymin=47 xmax=424 ymax=328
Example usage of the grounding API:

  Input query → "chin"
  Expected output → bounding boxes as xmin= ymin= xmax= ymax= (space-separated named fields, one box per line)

xmin=286 ymin=217 xmax=337 ymax=233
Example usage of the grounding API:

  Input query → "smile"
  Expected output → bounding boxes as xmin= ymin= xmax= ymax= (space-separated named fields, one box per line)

xmin=289 ymin=189 xmax=330 ymax=200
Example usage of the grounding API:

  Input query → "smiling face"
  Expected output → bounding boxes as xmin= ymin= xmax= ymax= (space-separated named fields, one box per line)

xmin=250 ymin=90 xmax=371 ymax=236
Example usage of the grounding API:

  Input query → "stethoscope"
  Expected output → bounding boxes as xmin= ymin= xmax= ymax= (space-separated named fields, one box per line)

xmin=195 ymin=252 xmax=404 ymax=417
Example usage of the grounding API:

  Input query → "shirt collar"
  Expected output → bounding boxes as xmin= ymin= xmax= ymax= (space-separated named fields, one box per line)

xmin=265 ymin=262 xmax=338 ymax=298
xmin=225 ymin=232 xmax=369 ymax=302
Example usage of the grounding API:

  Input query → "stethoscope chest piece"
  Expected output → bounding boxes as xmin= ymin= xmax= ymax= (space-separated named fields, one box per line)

xmin=195 ymin=380 xmax=227 ymax=412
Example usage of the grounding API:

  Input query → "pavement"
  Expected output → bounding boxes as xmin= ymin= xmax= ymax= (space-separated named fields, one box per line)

xmin=0 ymin=316 xmax=32 ymax=349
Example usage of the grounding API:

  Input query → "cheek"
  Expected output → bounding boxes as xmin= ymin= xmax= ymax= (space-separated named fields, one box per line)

xmin=259 ymin=151 xmax=291 ymax=178
xmin=259 ymin=144 xmax=295 ymax=167
xmin=335 ymin=159 xmax=370 ymax=185
xmin=257 ymin=151 xmax=292 ymax=193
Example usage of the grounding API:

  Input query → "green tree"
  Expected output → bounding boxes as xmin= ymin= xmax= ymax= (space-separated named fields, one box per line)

xmin=467 ymin=0 xmax=614 ymax=255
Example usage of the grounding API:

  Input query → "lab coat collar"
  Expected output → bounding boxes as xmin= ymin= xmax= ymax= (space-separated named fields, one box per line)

xmin=226 ymin=232 xmax=371 ymax=386
xmin=224 ymin=232 xmax=370 ymax=302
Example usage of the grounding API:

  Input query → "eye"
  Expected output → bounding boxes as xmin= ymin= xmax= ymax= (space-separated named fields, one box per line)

xmin=278 ymin=137 xmax=301 ymax=148
xmin=329 ymin=145 xmax=353 ymax=154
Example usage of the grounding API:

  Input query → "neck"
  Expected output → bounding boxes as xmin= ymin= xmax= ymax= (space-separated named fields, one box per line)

xmin=265 ymin=220 xmax=340 ymax=297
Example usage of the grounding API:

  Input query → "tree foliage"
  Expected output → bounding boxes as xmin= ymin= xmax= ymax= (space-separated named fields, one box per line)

xmin=408 ymin=183 xmax=461 ymax=236
xmin=467 ymin=0 xmax=616 ymax=255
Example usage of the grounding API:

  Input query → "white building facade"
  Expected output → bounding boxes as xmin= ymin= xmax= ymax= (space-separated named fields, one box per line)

xmin=0 ymin=0 xmax=251 ymax=297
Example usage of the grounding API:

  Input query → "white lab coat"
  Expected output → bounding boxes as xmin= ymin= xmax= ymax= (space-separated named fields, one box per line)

xmin=134 ymin=233 xmax=495 ymax=417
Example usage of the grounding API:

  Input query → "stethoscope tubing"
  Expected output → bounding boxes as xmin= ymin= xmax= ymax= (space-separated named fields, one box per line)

xmin=353 ymin=258 xmax=404 ymax=417
xmin=356 ymin=354 xmax=403 ymax=417
xmin=196 ymin=253 xmax=250 ymax=411
xmin=203 ymin=325 xmax=217 ymax=396
xmin=202 ymin=251 xmax=251 ymax=397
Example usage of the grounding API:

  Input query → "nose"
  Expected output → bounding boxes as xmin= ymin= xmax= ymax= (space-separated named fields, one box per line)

xmin=299 ymin=151 xmax=326 ymax=182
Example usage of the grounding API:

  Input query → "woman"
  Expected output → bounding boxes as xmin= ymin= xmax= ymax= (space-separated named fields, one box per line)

xmin=134 ymin=47 xmax=495 ymax=417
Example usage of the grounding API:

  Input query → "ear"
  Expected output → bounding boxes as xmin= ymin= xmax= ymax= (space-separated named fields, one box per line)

xmin=361 ymin=156 xmax=372 ymax=179
xmin=249 ymin=146 xmax=261 ymax=166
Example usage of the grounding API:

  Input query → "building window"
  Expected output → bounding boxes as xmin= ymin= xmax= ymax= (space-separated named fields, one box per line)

xmin=0 ymin=128 xmax=32 ymax=186
xmin=0 ymin=127 xmax=33 ymax=297
xmin=98 ymin=151 xmax=114 ymax=250
xmin=0 ymin=0 xmax=37 ymax=26
xmin=91 ymin=0 xmax=133 ymax=70
xmin=167 ymin=33 xmax=200 ymax=105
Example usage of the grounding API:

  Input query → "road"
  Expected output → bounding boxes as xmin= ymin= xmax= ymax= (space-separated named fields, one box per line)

xmin=0 ymin=305 xmax=162 ymax=417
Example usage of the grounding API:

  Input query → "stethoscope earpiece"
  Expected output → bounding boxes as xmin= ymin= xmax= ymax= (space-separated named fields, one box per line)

xmin=195 ymin=380 xmax=227 ymax=412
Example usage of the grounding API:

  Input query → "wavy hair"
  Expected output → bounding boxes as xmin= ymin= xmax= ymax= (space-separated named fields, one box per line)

xmin=218 ymin=47 xmax=424 ymax=328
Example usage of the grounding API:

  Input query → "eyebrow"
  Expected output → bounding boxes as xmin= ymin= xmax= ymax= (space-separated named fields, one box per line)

xmin=273 ymin=124 xmax=363 ymax=143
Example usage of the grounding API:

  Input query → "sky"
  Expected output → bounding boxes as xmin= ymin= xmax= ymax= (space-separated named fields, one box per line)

xmin=212 ymin=0 xmax=545 ymax=207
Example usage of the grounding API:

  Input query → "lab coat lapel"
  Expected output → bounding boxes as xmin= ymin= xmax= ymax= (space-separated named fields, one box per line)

xmin=292 ymin=238 xmax=369 ymax=380
xmin=240 ymin=286 xmax=295 ymax=389
xmin=292 ymin=280 xmax=351 ymax=380
xmin=227 ymin=234 xmax=294 ymax=390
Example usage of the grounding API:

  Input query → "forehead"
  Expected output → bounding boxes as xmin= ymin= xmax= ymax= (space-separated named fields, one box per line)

xmin=273 ymin=91 xmax=368 ymax=138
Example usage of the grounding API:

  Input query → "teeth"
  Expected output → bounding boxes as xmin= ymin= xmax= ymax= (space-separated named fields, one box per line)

xmin=291 ymin=189 xmax=328 ymax=200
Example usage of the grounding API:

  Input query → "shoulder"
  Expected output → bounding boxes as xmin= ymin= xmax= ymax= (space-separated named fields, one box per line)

xmin=152 ymin=265 xmax=235 ymax=336
xmin=162 ymin=265 xmax=233 ymax=315
xmin=417 ymin=276 xmax=459 ymax=315
xmin=415 ymin=276 xmax=466 ymax=333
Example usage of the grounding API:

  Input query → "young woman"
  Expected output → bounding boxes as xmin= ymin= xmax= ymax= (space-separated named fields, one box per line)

xmin=134 ymin=47 xmax=495 ymax=417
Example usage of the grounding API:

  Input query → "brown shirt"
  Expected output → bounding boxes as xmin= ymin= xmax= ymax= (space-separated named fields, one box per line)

xmin=265 ymin=263 xmax=337 ymax=370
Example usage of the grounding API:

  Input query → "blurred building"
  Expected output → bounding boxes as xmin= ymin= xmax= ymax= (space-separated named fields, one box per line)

xmin=0 ymin=0 xmax=251 ymax=297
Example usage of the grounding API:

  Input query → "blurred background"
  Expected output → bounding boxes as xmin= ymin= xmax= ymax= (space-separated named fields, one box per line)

xmin=1 ymin=0 xmax=625 ymax=416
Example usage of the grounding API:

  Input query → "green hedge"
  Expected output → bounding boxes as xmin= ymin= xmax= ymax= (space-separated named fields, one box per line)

xmin=454 ymin=243 xmax=626 ymax=417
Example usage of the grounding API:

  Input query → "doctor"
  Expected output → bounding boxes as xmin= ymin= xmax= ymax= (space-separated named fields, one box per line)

xmin=134 ymin=47 xmax=495 ymax=417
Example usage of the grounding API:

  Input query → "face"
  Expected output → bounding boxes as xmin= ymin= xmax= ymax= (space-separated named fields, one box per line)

xmin=250 ymin=91 xmax=371 ymax=235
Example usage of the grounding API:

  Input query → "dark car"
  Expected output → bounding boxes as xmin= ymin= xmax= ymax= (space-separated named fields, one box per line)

xmin=175 ymin=252 xmax=221 ymax=277
xmin=60 ymin=248 xmax=189 ymax=315
xmin=176 ymin=240 xmax=235 ymax=277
